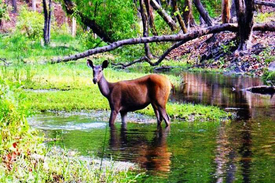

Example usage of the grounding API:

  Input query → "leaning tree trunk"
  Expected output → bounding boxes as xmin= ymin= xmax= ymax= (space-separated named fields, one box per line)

xmin=234 ymin=0 xmax=254 ymax=52
xmin=183 ymin=0 xmax=196 ymax=28
xmin=32 ymin=0 xmax=36 ymax=11
xmin=144 ymin=0 xmax=158 ymax=35
xmin=63 ymin=0 xmax=114 ymax=43
xmin=150 ymin=0 xmax=178 ymax=31
xmin=193 ymin=0 xmax=213 ymax=26
xmin=230 ymin=0 xmax=236 ymax=21
xmin=222 ymin=0 xmax=231 ymax=23
xmin=172 ymin=0 xmax=187 ymax=33
xmin=11 ymin=0 xmax=17 ymax=13
xmin=140 ymin=0 xmax=153 ymax=59
xmin=255 ymin=0 xmax=275 ymax=8
xmin=43 ymin=0 xmax=52 ymax=45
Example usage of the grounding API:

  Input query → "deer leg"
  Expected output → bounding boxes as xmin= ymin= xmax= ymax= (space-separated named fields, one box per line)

xmin=158 ymin=106 xmax=170 ymax=127
xmin=152 ymin=103 xmax=162 ymax=125
xmin=109 ymin=110 xmax=118 ymax=127
xmin=120 ymin=111 xmax=127 ymax=129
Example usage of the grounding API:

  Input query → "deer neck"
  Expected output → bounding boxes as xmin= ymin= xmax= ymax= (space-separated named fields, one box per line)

xmin=98 ymin=75 xmax=111 ymax=98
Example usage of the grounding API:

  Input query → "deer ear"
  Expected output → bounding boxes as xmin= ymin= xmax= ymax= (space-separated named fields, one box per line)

xmin=87 ymin=59 xmax=94 ymax=68
xmin=102 ymin=60 xmax=109 ymax=69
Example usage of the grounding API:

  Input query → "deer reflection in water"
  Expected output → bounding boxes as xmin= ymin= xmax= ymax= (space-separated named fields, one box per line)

xmin=109 ymin=126 xmax=171 ymax=172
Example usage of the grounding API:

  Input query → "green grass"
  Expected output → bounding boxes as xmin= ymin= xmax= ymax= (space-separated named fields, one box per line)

xmin=0 ymin=79 xmax=140 ymax=182
xmin=0 ymin=33 xmax=87 ymax=63
xmin=1 ymin=62 xmax=228 ymax=122
xmin=262 ymin=70 xmax=275 ymax=85
xmin=255 ymin=12 xmax=275 ymax=23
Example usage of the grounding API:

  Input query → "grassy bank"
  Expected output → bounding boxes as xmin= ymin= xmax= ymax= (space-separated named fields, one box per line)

xmin=0 ymin=79 xmax=140 ymax=182
xmin=1 ymin=61 xmax=228 ymax=122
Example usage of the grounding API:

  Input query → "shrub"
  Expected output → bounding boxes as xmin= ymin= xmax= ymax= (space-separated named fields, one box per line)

xmin=16 ymin=6 xmax=44 ymax=39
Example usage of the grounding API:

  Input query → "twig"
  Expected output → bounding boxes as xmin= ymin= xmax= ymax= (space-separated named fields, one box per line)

xmin=112 ymin=56 xmax=153 ymax=68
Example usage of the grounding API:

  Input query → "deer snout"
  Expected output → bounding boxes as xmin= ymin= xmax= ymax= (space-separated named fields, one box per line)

xmin=93 ymin=78 xmax=97 ymax=84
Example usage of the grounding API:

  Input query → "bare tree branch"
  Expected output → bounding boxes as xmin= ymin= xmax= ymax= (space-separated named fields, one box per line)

xmin=255 ymin=0 xmax=275 ymax=8
xmin=193 ymin=0 xmax=213 ymax=26
xmin=140 ymin=0 xmax=153 ymax=58
xmin=150 ymin=0 xmax=178 ymax=31
xmin=112 ymin=56 xmax=153 ymax=68
xmin=145 ymin=0 xmax=158 ymax=35
xmin=172 ymin=0 xmax=188 ymax=33
xmin=50 ymin=22 xmax=275 ymax=64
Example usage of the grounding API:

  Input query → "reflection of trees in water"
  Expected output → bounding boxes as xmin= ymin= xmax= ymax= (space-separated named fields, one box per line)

xmin=215 ymin=120 xmax=253 ymax=183
xmin=109 ymin=126 xmax=171 ymax=172
xmin=172 ymin=72 xmax=275 ymax=120
xmin=215 ymin=121 xmax=234 ymax=183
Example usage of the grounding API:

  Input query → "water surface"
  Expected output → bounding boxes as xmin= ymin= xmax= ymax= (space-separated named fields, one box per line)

xmin=29 ymin=72 xmax=275 ymax=182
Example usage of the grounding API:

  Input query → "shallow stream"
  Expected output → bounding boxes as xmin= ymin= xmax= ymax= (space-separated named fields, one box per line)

xmin=28 ymin=72 xmax=275 ymax=182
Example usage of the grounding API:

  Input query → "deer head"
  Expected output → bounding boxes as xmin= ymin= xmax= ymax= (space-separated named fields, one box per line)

xmin=87 ymin=59 xmax=109 ymax=84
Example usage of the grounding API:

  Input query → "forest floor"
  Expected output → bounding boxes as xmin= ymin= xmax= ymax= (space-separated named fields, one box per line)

xmin=168 ymin=30 xmax=275 ymax=76
xmin=168 ymin=3 xmax=275 ymax=77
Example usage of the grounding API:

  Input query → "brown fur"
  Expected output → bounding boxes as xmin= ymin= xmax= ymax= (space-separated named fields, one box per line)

xmin=88 ymin=60 xmax=171 ymax=127
xmin=109 ymin=74 xmax=171 ymax=112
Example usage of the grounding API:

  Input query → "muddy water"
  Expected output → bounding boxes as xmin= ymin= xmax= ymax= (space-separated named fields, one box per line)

xmin=28 ymin=72 xmax=275 ymax=182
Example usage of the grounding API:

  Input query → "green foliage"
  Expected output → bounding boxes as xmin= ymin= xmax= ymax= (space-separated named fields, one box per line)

xmin=0 ymin=32 xmax=86 ymax=62
xmin=0 ymin=1 xmax=9 ymax=22
xmin=255 ymin=12 xmax=275 ymax=23
xmin=262 ymin=71 xmax=275 ymax=86
xmin=193 ymin=0 xmax=222 ymax=22
xmin=221 ymin=41 xmax=236 ymax=54
xmin=0 ymin=81 xmax=31 ymax=151
xmin=72 ymin=0 xmax=138 ymax=40
xmin=16 ymin=6 xmax=44 ymax=39
xmin=78 ymin=30 xmax=108 ymax=49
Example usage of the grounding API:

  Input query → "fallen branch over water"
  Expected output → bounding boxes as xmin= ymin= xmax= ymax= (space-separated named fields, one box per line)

xmin=245 ymin=85 xmax=275 ymax=95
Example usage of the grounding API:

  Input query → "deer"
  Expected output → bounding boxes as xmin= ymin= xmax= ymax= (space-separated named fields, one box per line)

xmin=87 ymin=59 xmax=171 ymax=128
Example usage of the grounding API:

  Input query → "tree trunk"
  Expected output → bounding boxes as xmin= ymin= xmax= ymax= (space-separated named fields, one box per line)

xmin=222 ymin=0 xmax=231 ymax=23
xmin=150 ymin=0 xmax=178 ymax=31
xmin=230 ymin=0 xmax=236 ymax=21
xmin=43 ymin=0 xmax=51 ymax=45
xmin=11 ymin=0 xmax=17 ymax=13
xmin=183 ymin=0 xmax=196 ymax=28
xmin=234 ymin=0 xmax=254 ymax=52
xmin=71 ymin=17 xmax=76 ymax=37
xmin=255 ymin=0 xmax=275 ymax=8
xmin=32 ymin=0 xmax=36 ymax=11
xmin=193 ymin=0 xmax=213 ymax=26
xmin=172 ymin=0 xmax=187 ymax=33
xmin=144 ymin=0 xmax=158 ymax=35
xmin=140 ymin=0 xmax=153 ymax=59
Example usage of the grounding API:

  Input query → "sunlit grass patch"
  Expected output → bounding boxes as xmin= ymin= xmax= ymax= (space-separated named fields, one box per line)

xmin=138 ymin=102 xmax=228 ymax=122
